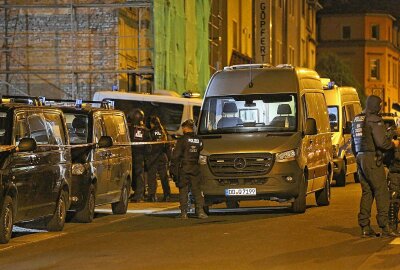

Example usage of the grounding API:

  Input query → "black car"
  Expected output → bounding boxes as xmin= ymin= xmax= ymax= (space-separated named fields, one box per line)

xmin=59 ymin=106 xmax=132 ymax=223
xmin=0 ymin=103 xmax=71 ymax=243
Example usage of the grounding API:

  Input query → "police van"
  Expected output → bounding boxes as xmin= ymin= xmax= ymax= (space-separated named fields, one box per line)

xmin=93 ymin=90 xmax=202 ymax=136
xmin=198 ymin=64 xmax=333 ymax=213
xmin=322 ymin=79 xmax=362 ymax=186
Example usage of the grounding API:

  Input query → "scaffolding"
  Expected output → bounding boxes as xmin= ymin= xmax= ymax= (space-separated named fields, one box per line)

xmin=0 ymin=0 xmax=154 ymax=99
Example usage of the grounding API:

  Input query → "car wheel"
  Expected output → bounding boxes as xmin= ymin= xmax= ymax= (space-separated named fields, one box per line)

xmin=315 ymin=175 xmax=331 ymax=206
xmin=225 ymin=200 xmax=239 ymax=209
xmin=0 ymin=196 xmax=13 ymax=244
xmin=47 ymin=191 xmax=68 ymax=232
xmin=112 ymin=182 xmax=129 ymax=215
xmin=74 ymin=184 xmax=96 ymax=223
xmin=292 ymin=175 xmax=307 ymax=213
xmin=335 ymin=164 xmax=346 ymax=187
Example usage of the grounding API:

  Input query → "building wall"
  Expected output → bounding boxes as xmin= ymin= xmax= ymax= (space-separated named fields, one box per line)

xmin=318 ymin=13 xmax=400 ymax=111
xmin=225 ymin=0 xmax=252 ymax=65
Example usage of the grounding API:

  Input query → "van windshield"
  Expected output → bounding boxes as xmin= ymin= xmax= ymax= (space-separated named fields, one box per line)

xmin=199 ymin=94 xmax=297 ymax=134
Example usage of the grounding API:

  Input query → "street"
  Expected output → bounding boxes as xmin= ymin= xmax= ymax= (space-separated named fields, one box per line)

xmin=1 ymin=179 xmax=400 ymax=270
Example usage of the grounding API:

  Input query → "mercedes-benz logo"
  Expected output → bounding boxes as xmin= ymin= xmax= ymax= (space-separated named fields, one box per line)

xmin=234 ymin=157 xmax=247 ymax=170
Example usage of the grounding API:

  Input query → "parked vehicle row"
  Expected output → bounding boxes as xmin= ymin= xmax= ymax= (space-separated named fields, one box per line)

xmin=0 ymin=91 xmax=202 ymax=244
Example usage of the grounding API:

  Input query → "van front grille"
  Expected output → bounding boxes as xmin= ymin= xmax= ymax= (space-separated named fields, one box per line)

xmin=208 ymin=153 xmax=274 ymax=177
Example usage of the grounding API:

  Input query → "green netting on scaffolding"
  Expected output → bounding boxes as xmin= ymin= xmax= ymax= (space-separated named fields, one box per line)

xmin=153 ymin=0 xmax=210 ymax=96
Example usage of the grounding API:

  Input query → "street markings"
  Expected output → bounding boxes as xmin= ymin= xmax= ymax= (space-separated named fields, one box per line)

xmin=389 ymin=238 xmax=400 ymax=244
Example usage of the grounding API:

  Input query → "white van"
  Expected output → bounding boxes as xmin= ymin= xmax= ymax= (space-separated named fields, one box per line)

xmin=93 ymin=90 xmax=202 ymax=135
xmin=323 ymin=81 xmax=362 ymax=186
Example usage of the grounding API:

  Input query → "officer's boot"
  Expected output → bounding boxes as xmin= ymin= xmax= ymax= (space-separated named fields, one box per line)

xmin=361 ymin=225 xmax=378 ymax=238
xmin=388 ymin=202 xmax=398 ymax=232
xmin=196 ymin=207 xmax=208 ymax=219
xmin=176 ymin=208 xmax=188 ymax=219
xmin=381 ymin=224 xmax=399 ymax=238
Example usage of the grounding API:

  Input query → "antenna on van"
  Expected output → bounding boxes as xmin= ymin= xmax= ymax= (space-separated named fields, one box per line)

xmin=249 ymin=61 xmax=254 ymax=88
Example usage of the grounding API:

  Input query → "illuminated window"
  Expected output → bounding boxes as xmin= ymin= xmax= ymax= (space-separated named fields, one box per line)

xmin=370 ymin=59 xmax=380 ymax=80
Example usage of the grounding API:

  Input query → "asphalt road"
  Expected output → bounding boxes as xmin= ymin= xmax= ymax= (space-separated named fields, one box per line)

xmin=1 ymin=179 xmax=400 ymax=270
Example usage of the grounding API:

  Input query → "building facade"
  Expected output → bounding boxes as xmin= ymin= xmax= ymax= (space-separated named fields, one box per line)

xmin=318 ymin=13 xmax=400 ymax=111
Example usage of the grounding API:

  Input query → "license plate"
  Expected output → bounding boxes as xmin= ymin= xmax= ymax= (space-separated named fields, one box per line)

xmin=225 ymin=188 xmax=257 ymax=196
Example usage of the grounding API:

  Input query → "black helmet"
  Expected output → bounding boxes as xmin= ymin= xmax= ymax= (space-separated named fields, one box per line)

xmin=149 ymin=115 xmax=162 ymax=127
xmin=181 ymin=119 xmax=196 ymax=129
xmin=128 ymin=108 xmax=144 ymax=125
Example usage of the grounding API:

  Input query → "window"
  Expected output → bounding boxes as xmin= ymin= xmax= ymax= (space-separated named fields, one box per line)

xmin=65 ymin=113 xmax=88 ymax=144
xmin=199 ymin=94 xmax=297 ymax=134
xmin=14 ymin=113 xmax=29 ymax=144
xmin=328 ymin=106 xmax=339 ymax=132
xmin=342 ymin=26 xmax=351 ymax=40
xmin=389 ymin=60 xmax=391 ymax=83
xmin=371 ymin=24 xmax=380 ymax=40
xmin=193 ymin=106 xmax=201 ymax=123
xmin=232 ymin=20 xmax=238 ymax=50
xmin=113 ymin=99 xmax=184 ymax=132
xmin=27 ymin=113 xmax=49 ymax=145
xmin=44 ymin=112 xmax=66 ymax=145
xmin=0 ymin=112 xmax=7 ymax=145
xmin=304 ymin=93 xmax=329 ymax=133
xmin=103 ymin=114 xmax=129 ymax=143
xmin=345 ymin=104 xmax=356 ymax=122
xmin=370 ymin=59 xmax=380 ymax=79
xmin=93 ymin=116 xmax=105 ymax=143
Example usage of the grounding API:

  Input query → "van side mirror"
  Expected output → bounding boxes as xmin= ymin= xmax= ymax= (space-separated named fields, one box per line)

xmin=98 ymin=136 xmax=113 ymax=148
xmin=304 ymin=118 xmax=318 ymax=135
xmin=343 ymin=121 xmax=352 ymax=134
xmin=17 ymin=138 xmax=37 ymax=152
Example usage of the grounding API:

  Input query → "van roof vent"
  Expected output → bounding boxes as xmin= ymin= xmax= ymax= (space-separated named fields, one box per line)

xmin=223 ymin=63 xmax=272 ymax=71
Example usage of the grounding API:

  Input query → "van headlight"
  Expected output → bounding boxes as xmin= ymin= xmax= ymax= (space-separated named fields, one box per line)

xmin=72 ymin=163 xmax=85 ymax=175
xmin=276 ymin=149 xmax=297 ymax=162
xmin=199 ymin=155 xmax=208 ymax=165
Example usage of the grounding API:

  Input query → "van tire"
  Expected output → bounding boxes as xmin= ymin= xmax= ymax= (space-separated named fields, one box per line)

xmin=336 ymin=166 xmax=346 ymax=187
xmin=226 ymin=200 xmax=239 ymax=209
xmin=292 ymin=175 xmax=307 ymax=213
xmin=0 ymin=196 xmax=14 ymax=244
xmin=112 ymin=182 xmax=129 ymax=215
xmin=47 ymin=191 xmax=67 ymax=232
xmin=315 ymin=176 xmax=331 ymax=206
xmin=74 ymin=184 xmax=95 ymax=223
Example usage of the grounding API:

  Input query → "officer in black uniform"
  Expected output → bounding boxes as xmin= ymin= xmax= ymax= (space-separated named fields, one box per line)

xmin=170 ymin=119 xmax=208 ymax=219
xmin=146 ymin=116 xmax=171 ymax=202
xmin=127 ymin=108 xmax=148 ymax=202
xmin=387 ymin=146 xmax=400 ymax=232
xmin=351 ymin=95 xmax=398 ymax=237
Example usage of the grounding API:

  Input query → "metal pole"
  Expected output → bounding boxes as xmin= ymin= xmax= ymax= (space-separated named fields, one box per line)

xmin=4 ymin=1 xmax=10 ymax=95
xmin=138 ymin=8 xmax=142 ymax=93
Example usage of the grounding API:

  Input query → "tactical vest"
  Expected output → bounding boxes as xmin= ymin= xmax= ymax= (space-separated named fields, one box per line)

xmin=132 ymin=125 xmax=146 ymax=142
xmin=182 ymin=133 xmax=203 ymax=162
xmin=352 ymin=113 xmax=376 ymax=153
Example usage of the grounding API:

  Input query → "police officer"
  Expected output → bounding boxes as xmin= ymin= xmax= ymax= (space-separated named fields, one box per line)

xmin=351 ymin=95 xmax=399 ymax=237
xmin=146 ymin=116 xmax=171 ymax=202
xmin=171 ymin=119 xmax=207 ymax=219
xmin=387 ymin=146 xmax=400 ymax=232
xmin=127 ymin=108 xmax=148 ymax=202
